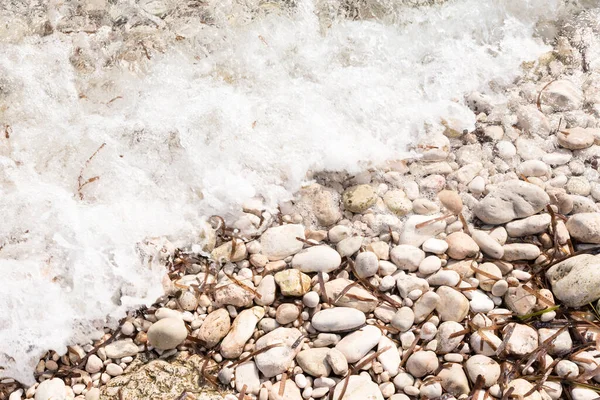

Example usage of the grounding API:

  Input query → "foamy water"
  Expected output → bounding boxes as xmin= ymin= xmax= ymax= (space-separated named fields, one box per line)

xmin=0 ymin=0 xmax=587 ymax=384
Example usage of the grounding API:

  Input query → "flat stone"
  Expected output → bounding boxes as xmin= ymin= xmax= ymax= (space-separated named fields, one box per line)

xmin=406 ymin=351 xmax=439 ymax=378
xmin=559 ymin=127 xmax=595 ymax=150
xmin=105 ymin=339 xmax=139 ymax=359
xmin=260 ymin=224 xmax=305 ymax=260
xmin=296 ymin=348 xmax=331 ymax=377
xmin=506 ymin=214 xmax=551 ymax=237
xmin=384 ymin=190 xmax=413 ymax=216
xmin=147 ymin=317 xmax=189 ymax=350
xmin=291 ymin=245 xmax=341 ymax=273
xmin=254 ymin=327 xmax=302 ymax=378
xmin=446 ymin=232 xmax=479 ymax=260
xmin=335 ymin=325 xmax=382 ymax=363
xmin=342 ymin=185 xmax=378 ymax=213
xmin=270 ymin=380 xmax=302 ymax=400
xmin=255 ymin=275 xmax=276 ymax=306
xmin=235 ymin=361 xmax=260 ymax=395
xmin=391 ymin=307 xmax=415 ymax=332
xmin=276 ymin=303 xmax=301 ymax=325
xmin=436 ymin=321 xmax=465 ymax=353
xmin=538 ymin=328 xmax=572 ymax=356
xmin=275 ymin=270 xmax=311 ymax=297
xmin=436 ymin=286 xmax=469 ymax=322
xmin=504 ymin=285 xmax=536 ymax=316
xmin=471 ymin=230 xmax=504 ymax=259
xmin=540 ymin=79 xmax=583 ymax=112
xmin=299 ymin=184 xmax=342 ymax=226
xmin=476 ymin=262 xmax=502 ymax=292
xmin=413 ymin=291 xmax=441 ymax=323
xmin=504 ymin=323 xmax=538 ymax=356
xmin=377 ymin=335 xmax=401 ymax=376
xmin=354 ymin=251 xmax=379 ymax=278
xmin=316 ymin=278 xmax=378 ymax=312
xmin=506 ymin=379 xmax=542 ymax=400
xmin=546 ymin=254 xmax=600 ymax=307
xmin=566 ymin=213 xmax=600 ymax=243
xmin=465 ymin=355 xmax=500 ymax=388
xmin=221 ymin=307 xmax=264 ymax=359
xmin=197 ymin=308 xmax=231 ymax=348
xmin=336 ymin=236 xmax=364 ymax=258
xmin=326 ymin=349 xmax=348 ymax=376
xmin=437 ymin=363 xmax=469 ymax=397
xmin=332 ymin=375 xmax=384 ymax=400
xmin=312 ymin=307 xmax=366 ymax=332
xmin=390 ymin=245 xmax=425 ymax=271
xmin=213 ymin=275 xmax=255 ymax=307
xmin=474 ymin=181 xmax=549 ymax=224
xmin=35 ymin=378 xmax=65 ymax=400
xmin=399 ymin=215 xmax=446 ymax=247
xmin=502 ymin=243 xmax=541 ymax=261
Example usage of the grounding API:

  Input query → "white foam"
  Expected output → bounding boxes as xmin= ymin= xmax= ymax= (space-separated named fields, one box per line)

xmin=0 ymin=0 xmax=579 ymax=384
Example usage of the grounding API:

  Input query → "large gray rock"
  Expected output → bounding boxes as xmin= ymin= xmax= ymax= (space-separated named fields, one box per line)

xmin=546 ymin=254 xmax=600 ymax=307
xmin=474 ymin=181 xmax=549 ymax=224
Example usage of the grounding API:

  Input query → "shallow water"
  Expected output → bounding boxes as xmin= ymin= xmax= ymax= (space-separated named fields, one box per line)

xmin=0 ymin=0 xmax=592 ymax=384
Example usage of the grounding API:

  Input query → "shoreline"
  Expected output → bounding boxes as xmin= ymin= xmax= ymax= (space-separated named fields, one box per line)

xmin=3 ymin=3 xmax=600 ymax=400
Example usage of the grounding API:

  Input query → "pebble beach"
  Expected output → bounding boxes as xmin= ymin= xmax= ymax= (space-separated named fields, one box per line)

xmin=3 ymin=2 xmax=600 ymax=400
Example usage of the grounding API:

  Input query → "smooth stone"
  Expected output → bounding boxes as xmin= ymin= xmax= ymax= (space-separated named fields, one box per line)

xmin=34 ymin=379 xmax=65 ymax=400
xmin=326 ymin=349 xmax=348 ymax=376
xmin=437 ymin=363 xmax=470 ymax=397
xmin=474 ymin=181 xmax=549 ymax=224
xmin=436 ymin=321 xmax=465 ymax=353
xmin=317 ymin=278 xmax=378 ymax=312
xmin=422 ymin=238 xmax=448 ymax=254
xmin=412 ymin=198 xmax=440 ymax=215
xmin=343 ymin=185 xmax=378 ymax=213
xmin=147 ymin=317 xmax=188 ymax=350
xmin=303 ymin=291 xmax=320 ymax=308
xmin=435 ymin=286 xmax=469 ymax=322
xmin=506 ymin=379 xmax=542 ymax=400
xmin=391 ymin=307 xmax=415 ymax=332
xmin=426 ymin=270 xmax=460 ymax=287
xmin=384 ymin=190 xmax=413 ymax=216
xmin=332 ymin=375 xmax=384 ymax=400
xmin=504 ymin=323 xmax=539 ymax=356
xmin=214 ymin=275 xmax=255 ymax=307
xmin=300 ymin=184 xmax=342 ymax=226
xmin=336 ymin=236 xmax=364 ymax=258
xmin=260 ymin=224 xmax=305 ymax=260
xmin=236 ymin=361 xmax=261 ymax=395
xmin=255 ymin=275 xmax=277 ymax=306
xmin=517 ymin=160 xmax=549 ymax=177
xmin=390 ymin=245 xmax=425 ymax=271
xmin=538 ymin=328 xmax=572 ymax=356
xmin=418 ymin=255 xmax=442 ymax=275
xmin=85 ymin=354 xmax=103 ymax=374
xmin=413 ymin=291 xmax=441 ymax=323
xmin=296 ymin=348 xmax=331 ymax=377
xmin=558 ymin=127 xmax=595 ymax=150
xmin=406 ymin=351 xmax=439 ymax=378
xmin=221 ymin=307 xmax=265 ymax=359
xmin=446 ymin=232 xmax=479 ymax=260
xmin=471 ymin=230 xmax=504 ymax=259
xmin=506 ymin=214 xmax=551 ymax=237
xmin=399 ymin=215 xmax=446 ymax=247
xmin=504 ymin=285 xmax=536 ymax=316
xmin=465 ymin=355 xmax=500 ymax=388
xmin=292 ymin=245 xmax=341 ymax=273
xmin=329 ymin=225 xmax=351 ymax=243
xmin=275 ymin=270 xmax=311 ymax=297
xmin=546 ymin=254 xmax=600 ymax=307
xmin=104 ymin=339 xmax=139 ymax=359
xmin=572 ymin=387 xmax=600 ymax=400
xmin=354 ymin=251 xmax=379 ymax=278
xmin=566 ymin=213 xmax=600 ymax=243
xmin=540 ymin=79 xmax=583 ymax=111
xmin=502 ymin=243 xmax=541 ymax=261
xmin=276 ymin=303 xmax=301 ymax=325
xmin=270 ymin=380 xmax=302 ymax=400
xmin=556 ymin=360 xmax=579 ymax=378
xmin=197 ymin=308 xmax=231 ymax=348
xmin=470 ymin=331 xmax=502 ymax=356
xmin=517 ymin=105 xmax=551 ymax=137
xmin=377 ymin=335 xmax=401 ymax=376
xmin=491 ymin=279 xmax=509 ymax=297
xmin=312 ymin=307 xmax=366 ymax=332
xmin=476 ymin=262 xmax=502 ymax=291
xmin=254 ymin=327 xmax=302 ymax=378
xmin=211 ymin=240 xmax=247 ymax=262
xmin=335 ymin=325 xmax=382 ymax=363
